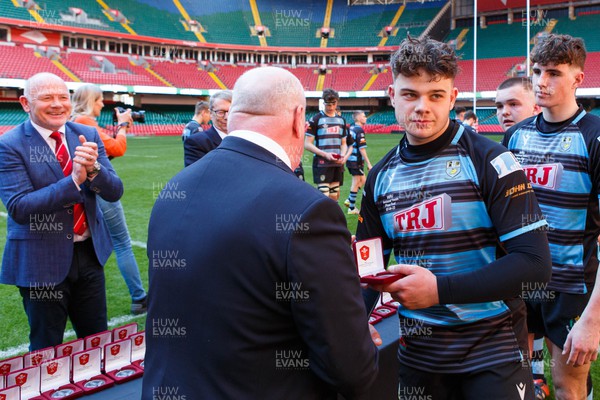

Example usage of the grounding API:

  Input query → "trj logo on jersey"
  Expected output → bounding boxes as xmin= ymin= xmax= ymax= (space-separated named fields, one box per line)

xmin=522 ymin=163 xmax=563 ymax=190
xmin=393 ymin=193 xmax=452 ymax=232
xmin=445 ymin=160 xmax=461 ymax=178
xmin=559 ymin=135 xmax=572 ymax=152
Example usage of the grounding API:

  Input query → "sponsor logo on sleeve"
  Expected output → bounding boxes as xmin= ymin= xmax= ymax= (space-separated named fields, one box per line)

xmin=491 ymin=152 xmax=522 ymax=179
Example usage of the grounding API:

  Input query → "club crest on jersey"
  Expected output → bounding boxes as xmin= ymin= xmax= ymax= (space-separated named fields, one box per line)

xmin=393 ymin=194 xmax=452 ymax=232
xmin=522 ymin=163 xmax=563 ymax=190
xmin=445 ymin=160 xmax=461 ymax=178
xmin=560 ymin=135 xmax=572 ymax=152
xmin=490 ymin=152 xmax=522 ymax=178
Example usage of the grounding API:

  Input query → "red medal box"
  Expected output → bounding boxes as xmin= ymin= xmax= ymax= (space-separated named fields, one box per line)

xmin=0 ymin=356 xmax=23 ymax=381
xmin=103 ymin=339 xmax=143 ymax=383
xmin=130 ymin=331 xmax=145 ymax=370
xmin=71 ymin=348 xmax=114 ymax=395
xmin=372 ymin=306 xmax=396 ymax=319
xmin=38 ymin=356 xmax=82 ymax=400
xmin=84 ymin=331 xmax=112 ymax=358
xmin=384 ymin=300 xmax=400 ymax=309
xmin=112 ymin=323 xmax=138 ymax=342
xmin=6 ymin=365 xmax=40 ymax=400
xmin=0 ymin=385 xmax=20 ymax=400
xmin=368 ymin=314 xmax=382 ymax=325
xmin=55 ymin=339 xmax=84 ymax=359
xmin=24 ymin=347 xmax=55 ymax=368
xmin=381 ymin=292 xmax=400 ymax=309
xmin=353 ymin=238 xmax=404 ymax=284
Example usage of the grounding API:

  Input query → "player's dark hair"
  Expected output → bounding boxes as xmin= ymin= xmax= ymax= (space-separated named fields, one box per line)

xmin=390 ymin=35 xmax=458 ymax=81
xmin=454 ymin=106 xmax=466 ymax=115
xmin=464 ymin=110 xmax=477 ymax=122
xmin=322 ymin=88 xmax=339 ymax=102
xmin=531 ymin=34 xmax=586 ymax=70
xmin=497 ymin=77 xmax=533 ymax=92
xmin=194 ymin=101 xmax=209 ymax=116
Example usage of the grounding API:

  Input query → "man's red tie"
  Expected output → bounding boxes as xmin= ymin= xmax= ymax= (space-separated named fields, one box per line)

xmin=50 ymin=132 xmax=87 ymax=235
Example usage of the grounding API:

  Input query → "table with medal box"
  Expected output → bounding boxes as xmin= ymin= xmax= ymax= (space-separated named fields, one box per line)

xmin=0 ymin=323 xmax=145 ymax=400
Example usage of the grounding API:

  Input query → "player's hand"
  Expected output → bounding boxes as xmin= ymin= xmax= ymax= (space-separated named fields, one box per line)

xmin=563 ymin=315 xmax=600 ymax=366
xmin=369 ymin=324 xmax=382 ymax=346
xmin=369 ymin=264 xmax=439 ymax=309
xmin=323 ymin=152 xmax=338 ymax=162
xmin=367 ymin=163 xmax=373 ymax=171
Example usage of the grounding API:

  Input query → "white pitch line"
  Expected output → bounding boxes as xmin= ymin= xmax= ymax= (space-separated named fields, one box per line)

xmin=0 ymin=314 xmax=145 ymax=359
xmin=0 ymin=212 xmax=147 ymax=249
xmin=131 ymin=240 xmax=147 ymax=249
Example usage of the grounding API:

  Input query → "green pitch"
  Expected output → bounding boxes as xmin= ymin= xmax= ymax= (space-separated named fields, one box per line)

xmin=0 ymin=134 xmax=596 ymax=399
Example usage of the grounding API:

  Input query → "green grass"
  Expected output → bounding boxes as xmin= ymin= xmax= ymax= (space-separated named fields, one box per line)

xmin=0 ymin=133 xmax=597 ymax=399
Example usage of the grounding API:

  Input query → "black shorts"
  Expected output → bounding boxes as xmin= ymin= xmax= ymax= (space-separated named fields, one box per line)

xmin=398 ymin=361 xmax=534 ymax=400
xmin=346 ymin=162 xmax=365 ymax=176
xmin=348 ymin=167 xmax=364 ymax=176
xmin=312 ymin=166 xmax=344 ymax=185
xmin=526 ymin=291 xmax=591 ymax=349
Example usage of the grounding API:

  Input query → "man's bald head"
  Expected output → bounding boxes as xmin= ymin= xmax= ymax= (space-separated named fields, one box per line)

xmin=228 ymin=67 xmax=306 ymax=169
xmin=24 ymin=72 xmax=67 ymax=100
xmin=229 ymin=67 xmax=305 ymax=118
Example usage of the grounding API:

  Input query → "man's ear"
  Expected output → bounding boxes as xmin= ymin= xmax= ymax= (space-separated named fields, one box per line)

xmin=19 ymin=95 xmax=31 ymax=113
xmin=449 ymin=87 xmax=459 ymax=111
xmin=387 ymin=85 xmax=395 ymax=107
xmin=292 ymin=105 xmax=305 ymax=139
xmin=573 ymin=70 xmax=584 ymax=89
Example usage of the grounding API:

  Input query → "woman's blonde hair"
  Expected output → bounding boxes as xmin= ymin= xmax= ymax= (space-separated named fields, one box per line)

xmin=71 ymin=84 xmax=103 ymax=120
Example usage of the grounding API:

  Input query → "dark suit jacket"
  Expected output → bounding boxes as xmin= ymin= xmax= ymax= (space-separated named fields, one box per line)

xmin=0 ymin=121 xmax=123 ymax=286
xmin=143 ymin=136 xmax=378 ymax=399
xmin=183 ymin=125 xmax=222 ymax=167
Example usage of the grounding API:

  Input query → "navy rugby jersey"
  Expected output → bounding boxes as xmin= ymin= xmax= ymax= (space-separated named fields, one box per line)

xmin=307 ymin=112 xmax=348 ymax=168
xmin=357 ymin=121 xmax=546 ymax=373
xmin=347 ymin=124 xmax=367 ymax=166
xmin=503 ymin=107 xmax=600 ymax=294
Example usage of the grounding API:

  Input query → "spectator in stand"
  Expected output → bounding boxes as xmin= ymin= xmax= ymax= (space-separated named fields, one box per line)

xmin=182 ymin=101 xmax=210 ymax=142
xmin=454 ymin=106 xmax=466 ymax=122
xmin=0 ymin=73 xmax=123 ymax=350
xmin=71 ymin=83 xmax=148 ymax=315
xmin=462 ymin=110 xmax=478 ymax=132
xmin=184 ymin=90 xmax=232 ymax=167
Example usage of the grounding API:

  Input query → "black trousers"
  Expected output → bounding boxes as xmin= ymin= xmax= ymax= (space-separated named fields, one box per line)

xmin=19 ymin=239 xmax=107 ymax=351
